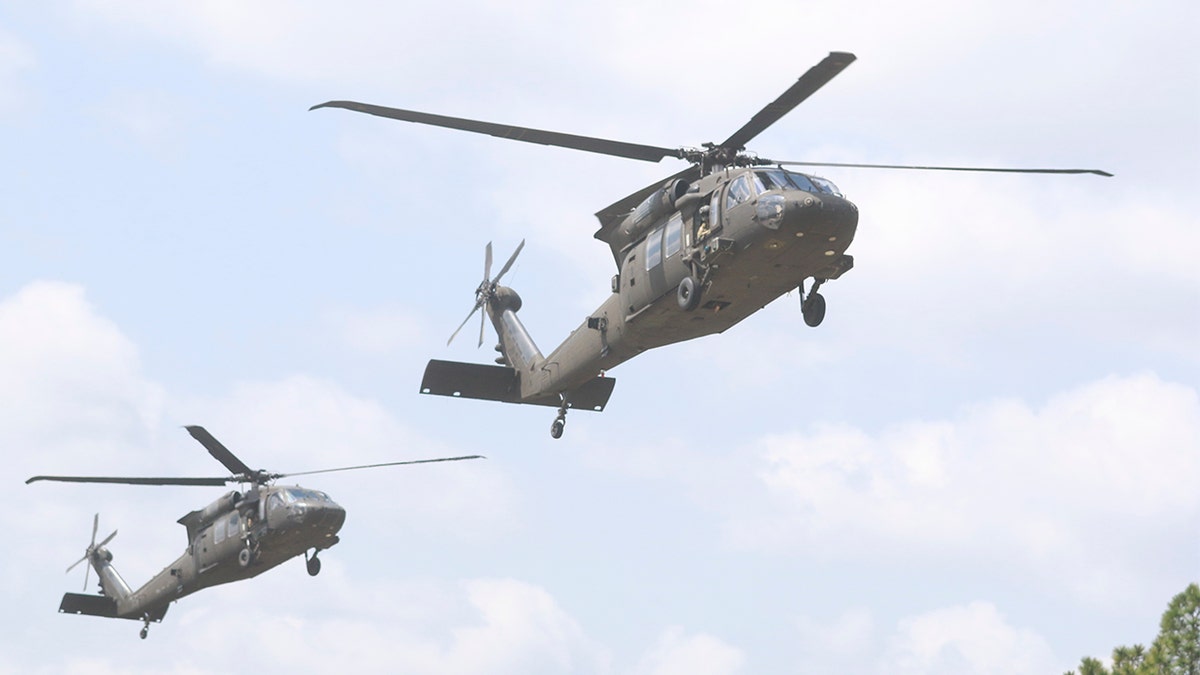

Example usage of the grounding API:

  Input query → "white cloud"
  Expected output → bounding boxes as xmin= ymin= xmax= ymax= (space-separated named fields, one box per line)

xmin=633 ymin=626 xmax=745 ymax=675
xmin=739 ymin=373 xmax=1200 ymax=604
xmin=878 ymin=602 xmax=1058 ymax=675
xmin=0 ymin=280 xmax=163 ymax=458
xmin=197 ymin=577 xmax=608 ymax=675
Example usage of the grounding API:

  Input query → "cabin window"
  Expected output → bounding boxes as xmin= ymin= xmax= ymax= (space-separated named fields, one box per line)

xmin=213 ymin=522 xmax=225 ymax=544
xmin=725 ymin=174 xmax=753 ymax=210
xmin=226 ymin=513 xmax=240 ymax=540
xmin=664 ymin=213 xmax=682 ymax=258
xmin=645 ymin=226 xmax=663 ymax=270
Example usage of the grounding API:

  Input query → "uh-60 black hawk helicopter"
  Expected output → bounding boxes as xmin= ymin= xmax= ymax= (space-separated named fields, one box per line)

xmin=313 ymin=51 xmax=1110 ymax=439
xmin=26 ymin=425 xmax=481 ymax=639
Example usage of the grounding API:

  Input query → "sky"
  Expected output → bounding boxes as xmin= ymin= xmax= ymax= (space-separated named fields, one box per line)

xmin=0 ymin=1 xmax=1197 ymax=673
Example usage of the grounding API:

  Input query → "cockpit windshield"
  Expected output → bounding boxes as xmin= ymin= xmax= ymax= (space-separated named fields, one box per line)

xmin=754 ymin=169 xmax=843 ymax=197
xmin=283 ymin=488 xmax=331 ymax=503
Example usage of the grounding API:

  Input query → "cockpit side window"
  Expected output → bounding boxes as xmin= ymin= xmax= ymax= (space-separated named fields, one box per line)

xmin=725 ymin=174 xmax=753 ymax=211
xmin=809 ymin=175 xmax=842 ymax=197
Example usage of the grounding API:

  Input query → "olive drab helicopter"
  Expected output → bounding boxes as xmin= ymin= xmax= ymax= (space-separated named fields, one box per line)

xmin=26 ymin=425 xmax=482 ymax=639
xmin=312 ymin=51 xmax=1111 ymax=439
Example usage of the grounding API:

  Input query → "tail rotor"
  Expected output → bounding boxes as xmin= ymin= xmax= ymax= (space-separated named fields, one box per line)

xmin=66 ymin=513 xmax=116 ymax=592
xmin=447 ymin=240 xmax=525 ymax=347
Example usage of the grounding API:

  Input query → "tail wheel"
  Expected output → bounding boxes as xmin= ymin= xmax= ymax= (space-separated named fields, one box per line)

xmin=802 ymin=292 xmax=826 ymax=327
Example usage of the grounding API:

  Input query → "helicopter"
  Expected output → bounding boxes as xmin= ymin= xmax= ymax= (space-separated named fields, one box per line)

xmin=26 ymin=425 xmax=482 ymax=639
xmin=312 ymin=51 xmax=1111 ymax=439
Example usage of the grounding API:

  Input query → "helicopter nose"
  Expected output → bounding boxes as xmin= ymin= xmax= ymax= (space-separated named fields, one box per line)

xmin=291 ymin=499 xmax=346 ymax=534
xmin=784 ymin=193 xmax=858 ymax=237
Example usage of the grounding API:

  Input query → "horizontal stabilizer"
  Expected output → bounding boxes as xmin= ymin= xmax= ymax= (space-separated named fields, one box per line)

xmin=420 ymin=360 xmax=616 ymax=411
xmin=59 ymin=593 xmax=168 ymax=622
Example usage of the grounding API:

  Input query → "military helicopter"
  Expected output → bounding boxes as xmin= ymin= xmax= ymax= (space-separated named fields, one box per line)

xmin=312 ymin=51 xmax=1110 ymax=439
xmin=26 ymin=425 xmax=482 ymax=639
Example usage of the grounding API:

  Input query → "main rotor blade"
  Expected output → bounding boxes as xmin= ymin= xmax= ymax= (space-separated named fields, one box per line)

xmin=26 ymin=475 xmax=229 ymax=486
xmin=491 ymin=239 xmax=525 ymax=285
xmin=311 ymin=101 xmax=683 ymax=163
xmin=185 ymin=425 xmax=255 ymax=476
xmin=278 ymin=455 xmax=485 ymax=478
xmin=773 ymin=160 xmax=1113 ymax=177
xmin=720 ymin=52 xmax=857 ymax=152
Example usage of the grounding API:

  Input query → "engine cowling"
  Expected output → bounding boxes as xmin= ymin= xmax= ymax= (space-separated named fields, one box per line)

xmin=619 ymin=178 xmax=689 ymax=241
xmin=195 ymin=491 xmax=241 ymax=528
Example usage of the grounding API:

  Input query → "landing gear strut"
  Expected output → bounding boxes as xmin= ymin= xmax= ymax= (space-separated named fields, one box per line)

xmin=305 ymin=550 xmax=322 ymax=577
xmin=139 ymin=615 xmax=151 ymax=640
xmin=550 ymin=395 xmax=569 ymax=439
xmin=801 ymin=278 xmax=827 ymax=328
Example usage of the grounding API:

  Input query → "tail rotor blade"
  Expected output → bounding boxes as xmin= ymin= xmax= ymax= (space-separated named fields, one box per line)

xmin=90 ymin=513 xmax=98 ymax=548
xmin=448 ymin=301 xmax=482 ymax=346
xmin=484 ymin=241 xmax=493 ymax=283
xmin=97 ymin=530 xmax=117 ymax=549
xmin=492 ymin=239 xmax=525 ymax=284
xmin=478 ymin=306 xmax=486 ymax=348
xmin=66 ymin=554 xmax=88 ymax=575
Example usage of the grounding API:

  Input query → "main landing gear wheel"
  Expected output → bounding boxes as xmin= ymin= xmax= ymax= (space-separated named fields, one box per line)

xmin=139 ymin=615 xmax=151 ymax=639
xmin=238 ymin=547 xmax=253 ymax=567
xmin=677 ymin=275 xmax=701 ymax=311
xmin=802 ymin=292 xmax=826 ymax=327
xmin=306 ymin=551 xmax=321 ymax=576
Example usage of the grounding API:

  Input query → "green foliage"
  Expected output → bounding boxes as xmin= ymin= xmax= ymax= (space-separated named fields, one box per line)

xmin=1146 ymin=583 xmax=1200 ymax=675
xmin=1069 ymin=583 xmax=1199 ymax=675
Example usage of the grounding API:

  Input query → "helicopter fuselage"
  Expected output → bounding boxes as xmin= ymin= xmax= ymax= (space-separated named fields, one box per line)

xmin=63 ymin=485 xmax=344 ymax=627
xmin=423 ymin=166 xmax=857 ymax=427
xmin=538 ymin=167 xmax=857 ymax=387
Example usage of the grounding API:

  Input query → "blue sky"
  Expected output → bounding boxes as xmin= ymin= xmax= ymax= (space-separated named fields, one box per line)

xmin=1 ymin=1 xmax=1197 ymax=673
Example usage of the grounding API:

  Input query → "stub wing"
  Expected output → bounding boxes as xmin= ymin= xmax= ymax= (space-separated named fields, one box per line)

xmin=420 ymin=360 xmax=616 ymax=412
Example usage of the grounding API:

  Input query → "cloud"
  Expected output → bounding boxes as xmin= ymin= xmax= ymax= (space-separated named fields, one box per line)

xmin=739 ymin=373 xmax=1200 ymax=604
xmin=0 ymin=280 xmax=163 ymax=459
xmin=792 ymin=604 xmax=1059 ymax=674
xmin=878 ymin=602 xmax=1058 ymax=675
xmin=632 ymin=626 xmax=745 ymax=675
xmin=173 ymin=577 xmax=609 ymax=675
xmin=587 ymin=371 xmax=1199 ymax=609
